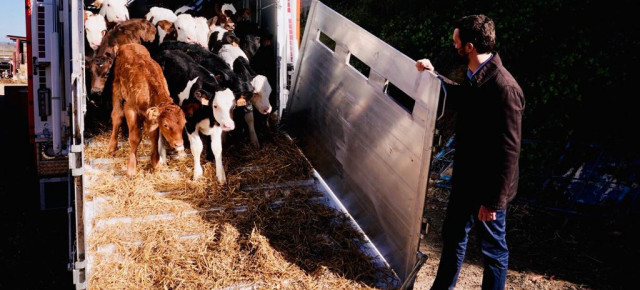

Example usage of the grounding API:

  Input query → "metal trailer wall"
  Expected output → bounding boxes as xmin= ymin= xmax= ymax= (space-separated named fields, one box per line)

xmin=285 ymin=0 xmax=441 ymax=283
xmin=254 ymin=0 xmax=300 ymax=120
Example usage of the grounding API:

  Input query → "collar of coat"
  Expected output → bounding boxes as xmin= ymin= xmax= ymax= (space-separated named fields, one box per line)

xmin=470 ymin=52 xmax=502 ymax=86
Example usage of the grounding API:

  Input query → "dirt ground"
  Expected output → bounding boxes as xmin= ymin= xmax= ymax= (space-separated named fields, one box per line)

xmin=412 ymin=187 xmax=637 ymax=290
xmin=0 ymin=78 xmax=26 ymax=84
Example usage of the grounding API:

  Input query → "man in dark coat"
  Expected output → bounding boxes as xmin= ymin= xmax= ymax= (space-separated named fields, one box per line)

xmin=416 ymin=14 xmax=525 ymax=290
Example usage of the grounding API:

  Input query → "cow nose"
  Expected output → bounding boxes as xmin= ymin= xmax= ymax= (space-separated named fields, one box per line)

xmin=90 ymin=90 xmax=102 ymax=98
xmin=263 ymin=106 xmax=272 ymax=114
xmin=222 ymin=122 xmax=235 ymax=131
xmin=175 ymin=144 xmax=185 ymax=151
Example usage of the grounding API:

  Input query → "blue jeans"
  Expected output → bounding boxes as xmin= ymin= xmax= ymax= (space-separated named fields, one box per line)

xmin=431 ymin=198 xmax=508 ymax=290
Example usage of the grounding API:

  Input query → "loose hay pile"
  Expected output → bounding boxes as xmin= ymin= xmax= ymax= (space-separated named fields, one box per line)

xmin=83 ymin=127 xmax=398 ymax=289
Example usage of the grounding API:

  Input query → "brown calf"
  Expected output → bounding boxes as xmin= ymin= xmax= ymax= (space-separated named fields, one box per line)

xmin=108 ymin=43 xmax=186 ymax=176
xmin=88 ymin=18 xmax=156 ymax=96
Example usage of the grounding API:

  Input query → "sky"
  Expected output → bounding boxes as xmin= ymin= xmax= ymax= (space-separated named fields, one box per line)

xmin=0 ymin=1 xmax=27 ymax=43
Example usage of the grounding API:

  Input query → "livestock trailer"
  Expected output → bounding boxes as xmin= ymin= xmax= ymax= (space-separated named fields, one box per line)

xmin=25 ymin=0 xmax=442 ymax=288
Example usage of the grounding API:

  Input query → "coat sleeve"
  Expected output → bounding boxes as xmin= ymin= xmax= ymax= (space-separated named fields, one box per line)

xmin=484 ymin=85 xmax=525 ymax=209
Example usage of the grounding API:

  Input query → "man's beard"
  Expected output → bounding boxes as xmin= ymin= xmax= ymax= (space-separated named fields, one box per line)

xmin=454 ymin=47 xmax=469 ymax=65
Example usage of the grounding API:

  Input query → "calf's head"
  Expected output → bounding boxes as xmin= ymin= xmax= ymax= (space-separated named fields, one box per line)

xmin=250 ymin=75 xmax=273 ymax=114
xmin=87 ymin=47 xmax=115 ymax=96
xmin=146 ymin=102 xmax=187 ymax=150
xmin=84 ymin=11 xmax=107 ymax=51
xmin=96 ymin=0 xmax=129 ymax=23
xmin=173 ymin=14 xmax=198 ymax=44
xmin=195 ymin=89 xmax=236 ymax=131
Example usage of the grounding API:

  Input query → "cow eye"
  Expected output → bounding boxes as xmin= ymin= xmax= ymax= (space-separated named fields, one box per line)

xmin=213 ymin=105 xmax=218 ymax=109
xmin=163 ymin=123 xmax=169 ymax=128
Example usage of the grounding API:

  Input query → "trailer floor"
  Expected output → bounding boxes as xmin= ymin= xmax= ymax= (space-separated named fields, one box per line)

xmin=80 ymin=128 xmax=398 ymax=289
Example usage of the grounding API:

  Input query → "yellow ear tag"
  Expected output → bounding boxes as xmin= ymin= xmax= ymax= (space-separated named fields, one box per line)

xmin=236 ymin=99 xmax=247 ymax=106
xmin=201 ymin=99 xmax=209 ymax=106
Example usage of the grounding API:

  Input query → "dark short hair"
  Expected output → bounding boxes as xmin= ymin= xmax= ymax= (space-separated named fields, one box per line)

xmin=454 ymin=14 xmax=496 ymax=54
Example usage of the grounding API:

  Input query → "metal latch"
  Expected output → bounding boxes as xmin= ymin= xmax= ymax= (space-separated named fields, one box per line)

xmin=72 ymin=260 xmax=87 ymax=289
xmin=420 ymin=215 xmax=430 ymax=240
xmin=69 ymin=144 xmax=83 ymax=176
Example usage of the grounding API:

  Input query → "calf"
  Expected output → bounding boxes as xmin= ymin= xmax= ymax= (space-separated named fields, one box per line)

xmin=239 ymin=34 xmax=260 ymax=63
xmin=157 ymin=40 xmax=245 ymax=98
xmin=194 ymin=16 xmax=211 ymax=49
xmin=95 ymin=0 xmax=129 ymax=26
xmin=207 ymin=16 xmax=239 ymax=54
xmin=219 ymin=43 xmax=273 ymax=148
xmin=109 ymin=43 xmax=186 ymax=176
xmin=145 ymin=6 xmax=177 ymax=44
xmin=234 ymin=8 xmax=259 ymax=39
xmin=165 ymin=13 xmax=199 ymax=45
xmin=87 ymin=18 xmax=157 ymax=97
xmin=154 ymin=49 xmax=237 ymax=183
xmin=84 ymin=10 xmax=107 ymax=54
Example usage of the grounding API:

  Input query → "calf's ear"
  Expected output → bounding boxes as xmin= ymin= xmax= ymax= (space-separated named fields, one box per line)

xmin=146 ymin=106 xmax=160 ymax=131
xmin=208 ymin=16 xmax=218 ymax=30
xmin=194 ymin=90 xmax=211 ymax=106
xmin=182 ymin=102 xmax=199 ymax=118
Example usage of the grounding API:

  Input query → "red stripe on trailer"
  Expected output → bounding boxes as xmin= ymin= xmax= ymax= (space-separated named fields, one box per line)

xmin=25 ymin=1 xmax=34 ymax=145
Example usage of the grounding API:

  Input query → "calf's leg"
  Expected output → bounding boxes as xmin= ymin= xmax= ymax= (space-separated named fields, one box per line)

xmin=108 ymin=92 xmax=124 ymax=154
xmin=211 ymin=126 xmax=226 ymax=184
xmin=188 ymin=130 xmax=204 ymax=179
xmin=125 ymin=110 xmax=141 ymax=176
xmin=150 ymin=128 xmax=161 ymax=170
xmin=244 ymin=111 xmax=259 ymax=148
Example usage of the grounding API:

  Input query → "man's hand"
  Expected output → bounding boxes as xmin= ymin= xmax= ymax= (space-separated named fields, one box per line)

xmin=478 ymin=205 xmax=497 ymax=221
xmin=416 ymin=59 xmax=434 ymax=72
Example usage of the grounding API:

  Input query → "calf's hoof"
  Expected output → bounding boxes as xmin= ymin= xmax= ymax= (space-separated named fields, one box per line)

xmin=216 ymin=173 xmax=227 ymax=184
xmin=193 ymin=167 xmax=203 ymax=180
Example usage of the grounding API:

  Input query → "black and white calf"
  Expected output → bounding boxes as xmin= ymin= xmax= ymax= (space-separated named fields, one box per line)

xmin=156 ymin=40 xmax=246 ymax=96
xmin=219 ymin=43 xmax=273 ymax=148
xmin=154 ymin=49 xmax=237 ymax=183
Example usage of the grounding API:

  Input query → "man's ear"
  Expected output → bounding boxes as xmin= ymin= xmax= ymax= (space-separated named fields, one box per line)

xmin=465 ymin=42 xmax=474 ymax=53
xmin=146 ymin=106 xmax=160 ymax=131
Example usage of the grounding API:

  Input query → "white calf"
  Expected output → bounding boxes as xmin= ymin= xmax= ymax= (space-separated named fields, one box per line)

xmin=84 ymin=11 xmax=107 ymax=52
xmin=95 ymin=0 xmax=129 ymax=23
xmin=146 ymin=7 xmax=177 ymax=44
xmin=173 ymin=13 xmax=198 ymax=44
xmin=194 ymin=16 xmax=211 ymax=49
xmin=145 ymin=6 xmax=177 ymax=25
